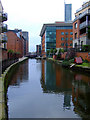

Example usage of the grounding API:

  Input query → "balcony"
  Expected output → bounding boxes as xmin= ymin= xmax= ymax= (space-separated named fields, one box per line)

xmin=0 ymin=12 xmax=8 ymax=22
xmin=0 ymin=24 xmax=8 ymax=33
xmin=76 ymin=1 xmax=90 ymax=13
xmin=80 ymin=20 xmax=90 ymax=30
xmin=74 ymin=9 xmax=90 ymax=22
xmin=0 ymin=33 xmax=7 ymax=43
xmin=80 ymin=21 xmax=87 ymax=29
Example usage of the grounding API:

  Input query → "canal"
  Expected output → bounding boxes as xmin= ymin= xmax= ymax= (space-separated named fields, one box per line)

xmin=7 ymin=59 xmax=90 ymax=119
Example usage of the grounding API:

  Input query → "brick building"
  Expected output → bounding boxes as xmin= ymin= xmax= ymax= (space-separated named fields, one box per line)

xmin=40 ymin=22 xmax=73 ymax=57
xmin=6 ymin=29 xmax=29 ymax=57
xmin=73 ymin=0 xmax=90 ymax=49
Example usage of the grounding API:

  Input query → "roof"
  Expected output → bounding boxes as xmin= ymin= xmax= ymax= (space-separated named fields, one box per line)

xmin=40 ymin=22 xmax=73 ymax=37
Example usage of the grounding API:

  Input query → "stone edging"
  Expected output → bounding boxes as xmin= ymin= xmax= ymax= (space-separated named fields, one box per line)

xmin=0 ymin=57 xmax=28 ymax=119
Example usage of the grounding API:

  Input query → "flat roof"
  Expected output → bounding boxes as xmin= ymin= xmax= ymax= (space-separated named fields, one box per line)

xmin=40 ymin=22 xmax=73 ymax=37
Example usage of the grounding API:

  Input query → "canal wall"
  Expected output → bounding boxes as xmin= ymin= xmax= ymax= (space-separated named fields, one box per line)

xmin=0 ymin=57 xmax=28 ymax=119
xmin=47 ymin=58 xmax=90 ymax=74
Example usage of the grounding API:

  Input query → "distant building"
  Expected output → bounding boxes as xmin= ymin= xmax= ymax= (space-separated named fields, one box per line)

xmin=65 ymin=3 xmax=72 ymax=22
xmin=36 ymin=44 xmax=41 ymax=56
xmin=6 ymin=29 xmax=29 ymax=57
xmin=22 ymin=31 xmax=29 ymax=55
xmin=40 ymin=22 xmax=73 ymax=57
xmin=73 ymin=0 xmax=90 ymax=49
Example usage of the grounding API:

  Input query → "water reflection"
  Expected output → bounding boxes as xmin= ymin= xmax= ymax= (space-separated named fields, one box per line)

xmin=41 ymin=60 xmax=90 ymax=119
xmin=72 ymin=74 xmax=90 ymax=119
xmin=9 ymin=60 xmax=29 ymax=86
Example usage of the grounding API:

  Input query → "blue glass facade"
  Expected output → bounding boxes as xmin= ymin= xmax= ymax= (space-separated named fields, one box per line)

xmin=65 ymin=4 xmax=72 ymax=22
xmin=45 ymin=26 xmax=73 ymax=51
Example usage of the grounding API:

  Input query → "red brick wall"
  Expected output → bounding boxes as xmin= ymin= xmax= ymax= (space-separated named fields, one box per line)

xmin=42 ymin=33 xmax=46 ymax=57
xmin=76 ymin=52 xmax=90 ymax=62
xmin=61 ymin=52 xmax=90 ymax=62
xmin=73 ymin=19 xmax=80 ymax=40
xmin=56 ymin=29 xmax=73 ymax=49
xmin=6 ymin=31 xmax=24 ymax=57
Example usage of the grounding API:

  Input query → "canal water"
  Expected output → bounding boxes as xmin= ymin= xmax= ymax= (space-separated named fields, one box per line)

xmin=7 ymin=59 xmax=90 ymax=119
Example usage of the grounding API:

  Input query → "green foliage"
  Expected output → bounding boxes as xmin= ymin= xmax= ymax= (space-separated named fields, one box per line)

xmin=82 ymin=45 xmax=90 ymax=52
xmin=69 ymin=58 xmax=74 ymax=63
xmin=47 ymin=50 xmax=50 ymax=55
xmin=61 ymin=48 xmax=64 ymax=53
xmin=50 ymin=48 xmax=53 ymax=54
xmin=53 ymin=48 xmax=57 ymax=54
xmin=16 ymin=52 xmax=21 ymax=54
xmin=62 ymin=60 xmax=71 ymax=67
xmin=8 ymin=49 xmax=14 ymax=54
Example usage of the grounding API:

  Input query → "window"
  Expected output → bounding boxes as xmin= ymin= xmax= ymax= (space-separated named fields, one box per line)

xmin=65 ymin=43 xmax=68 ymax=46
xmin=65 ymin=32 xmax=68 ymax=35
xmin=75 ymin=22 xmax=77 ymax=29
xmin=70 ymin=32 xmax=73 ymax=35
xmin=70 ymin=43 xmax=72 ymax=46
xmin=61 ymin=37 xmax=64 ymax=40
xmin=70 ymin=37 xmax=73 ymax=40
xmin=61 ymin=32 xmax=64 ymax=35
xmin=65 ymin=38 xmax=68 ymax=41
xmin=61 ymin=43 xmax=64 ymax=46
xmin=75 ymin=33 xmax=77 ymax=39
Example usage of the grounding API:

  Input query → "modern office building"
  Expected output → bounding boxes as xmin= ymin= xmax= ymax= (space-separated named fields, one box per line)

xmin=40 ymin=22 xmax=73 ymax=57
xmin=65 ymin=3 xmax=72 ymax=22
xmin=73 ymin=0 xmax=90 ymax=49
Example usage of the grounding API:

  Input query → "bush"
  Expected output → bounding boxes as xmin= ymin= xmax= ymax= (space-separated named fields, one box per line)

xmin=82 ymin=45 xmax=90 ymax=52
xmin=83 ymin=59 xmax=89 ymax=63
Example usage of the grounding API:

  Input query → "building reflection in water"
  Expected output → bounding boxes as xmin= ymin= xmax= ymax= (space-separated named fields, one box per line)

xmin=72 ymin=74 xmax=90 ymax=119
xmin=9 ymin=60 xmax=29 ymax=86
xmin=41 ymin=60 xmax=90 ymax=119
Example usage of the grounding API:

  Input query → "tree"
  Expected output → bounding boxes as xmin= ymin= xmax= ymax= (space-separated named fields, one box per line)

xmin=53 ymin=48 xmax=57 ymax=54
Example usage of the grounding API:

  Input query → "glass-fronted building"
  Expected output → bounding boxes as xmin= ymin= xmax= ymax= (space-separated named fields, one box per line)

xmin=40 ymin=22 xmax=73 ymax=57
xmin=65 ymin=4 xmax=72 ymax=22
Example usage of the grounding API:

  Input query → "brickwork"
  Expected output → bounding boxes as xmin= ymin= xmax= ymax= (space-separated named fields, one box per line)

xmin=6 ymin=31 xmax=24 ymax=57
xmin=41 ymin=33 xmax=46 ymax=57
xmin=76 ymin=52 xmax=90 ymax=62
xmin=56 ymin=29 xmax=73 ymax=49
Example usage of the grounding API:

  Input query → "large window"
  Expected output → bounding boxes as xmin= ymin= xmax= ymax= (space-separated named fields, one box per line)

xmin=61 ymin=32 xmax=64 ymax=35
xmin=70 ymin=37 xmax=73 ymax=40
xmin=75 ymin=22 xmax=77 ymax=29
xmin=61 ymin=43 xmax=64 ymax=46
xmin=61 ymin=37 xmax=64 ymax=40
xmin=70 ymin=32 xmax=73 ymax=35
xmin=65 ymin=38 xmax=68 ymax=41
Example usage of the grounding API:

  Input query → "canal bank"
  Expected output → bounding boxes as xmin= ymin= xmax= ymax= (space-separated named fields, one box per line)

xmin=47 ymin=58 xmax=90 ymax=74
xmin=0 ymin=57 xmax=28 ymax=119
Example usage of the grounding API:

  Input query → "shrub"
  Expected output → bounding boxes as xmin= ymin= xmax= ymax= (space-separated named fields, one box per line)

xmin=82 ymin=45 xmax=90 ymax=52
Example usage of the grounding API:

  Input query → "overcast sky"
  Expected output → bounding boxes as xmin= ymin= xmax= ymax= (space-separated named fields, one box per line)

xmin=2 ymin=0 xmax=86 ymax=52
